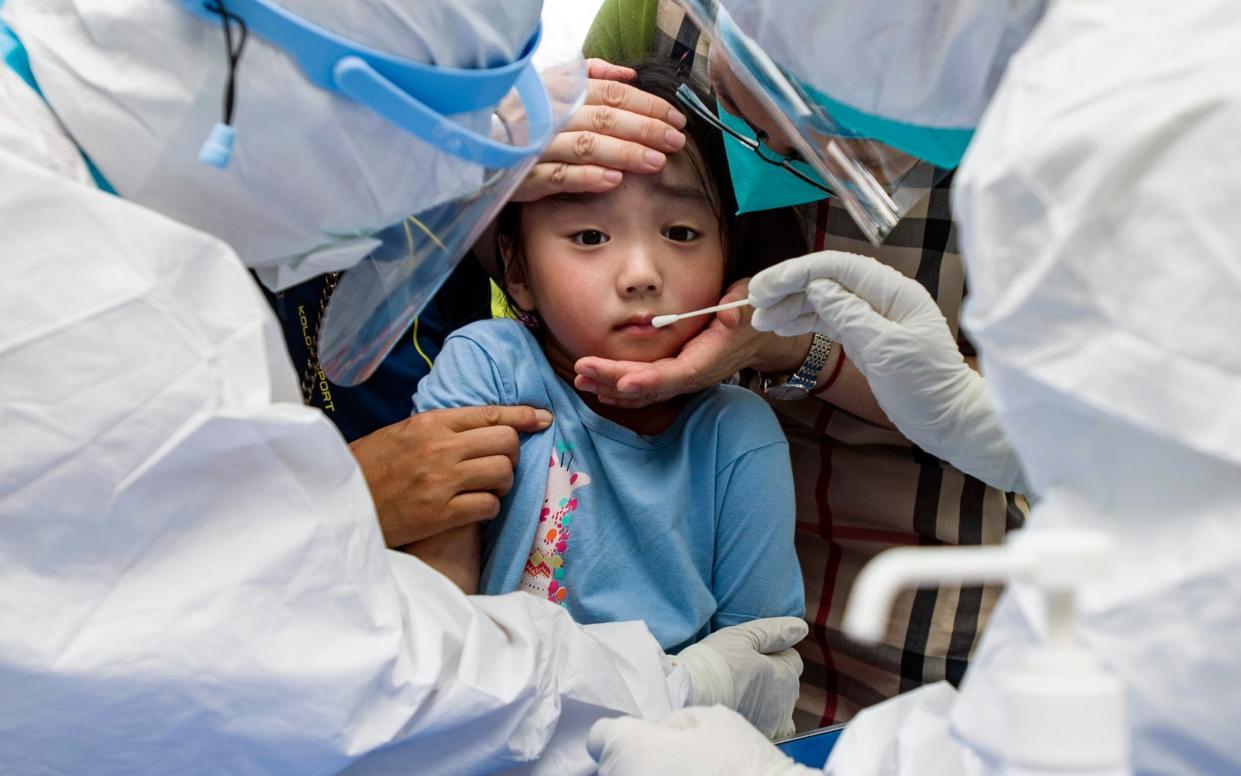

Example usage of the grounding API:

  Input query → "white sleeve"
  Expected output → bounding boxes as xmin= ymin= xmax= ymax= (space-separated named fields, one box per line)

xmin=0 ymin=153 xmax=678 ymax=776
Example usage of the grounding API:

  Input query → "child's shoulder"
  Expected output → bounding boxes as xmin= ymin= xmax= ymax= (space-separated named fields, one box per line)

xmin=416 ymin=319 xmax=550 ymax=411
xmin=688 ymin=384 xmax=787 ymax=451
xmin=444 ymin=318 xmax=541 ymax=360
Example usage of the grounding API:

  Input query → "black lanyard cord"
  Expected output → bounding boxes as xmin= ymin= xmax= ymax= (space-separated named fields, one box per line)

xmin=204 ymin=1 xmax=249 ymax=126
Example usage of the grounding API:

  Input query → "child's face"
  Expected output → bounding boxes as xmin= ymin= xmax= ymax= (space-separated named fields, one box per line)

xmin=509 ymin=152 xmax=726 ymax=367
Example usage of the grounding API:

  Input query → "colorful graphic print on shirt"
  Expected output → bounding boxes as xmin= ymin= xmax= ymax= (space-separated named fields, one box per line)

xmin=519 ymin=441 xmax=590 ymax=606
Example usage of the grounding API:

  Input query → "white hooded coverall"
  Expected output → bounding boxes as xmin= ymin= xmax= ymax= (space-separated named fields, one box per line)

xmin=0 ymin=2 xmax=681 ymax=774
xmin=720 ymin=0 xmax=1241 ymax=772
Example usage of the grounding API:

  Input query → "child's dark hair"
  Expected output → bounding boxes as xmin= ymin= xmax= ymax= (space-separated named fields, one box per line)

xmin=497 ymin=57 xmax=809 ymax=322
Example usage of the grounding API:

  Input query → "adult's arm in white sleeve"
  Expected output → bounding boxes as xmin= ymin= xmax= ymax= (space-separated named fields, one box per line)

xmin=0 ymin=155 xmax=678 ymax=776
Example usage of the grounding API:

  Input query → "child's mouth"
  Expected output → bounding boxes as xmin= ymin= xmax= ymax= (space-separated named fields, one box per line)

xmin=614 ymin=315 xmax=660 ymax=337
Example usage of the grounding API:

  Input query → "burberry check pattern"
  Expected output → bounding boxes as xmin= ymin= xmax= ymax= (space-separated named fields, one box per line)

xmin=599 ymin=1 xmax=1029 ymax=730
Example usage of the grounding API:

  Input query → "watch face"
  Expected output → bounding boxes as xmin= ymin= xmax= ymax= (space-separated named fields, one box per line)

xmin=765 ymin=381 xmax=809 ymax=401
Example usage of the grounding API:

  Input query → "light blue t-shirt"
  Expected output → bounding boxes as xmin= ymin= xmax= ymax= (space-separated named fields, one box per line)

xmin=414 ymin=319 xmax=804 ymax=652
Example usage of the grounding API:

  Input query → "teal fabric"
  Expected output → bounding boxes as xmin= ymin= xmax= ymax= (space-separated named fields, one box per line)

xmin=0 ymin=9 xmax=117 ymax=194
xmin=718 ymin=101 xmax=829 ymax=214
xmin=718 ymin=80 xmax=974 ymax=212
xmin=414 ymin=319 xmax=805 ymax=652
xmin=0 ymin=6 xmax=35 ymax=84
xmin=802 ymin=83 xmax=975 ymax=170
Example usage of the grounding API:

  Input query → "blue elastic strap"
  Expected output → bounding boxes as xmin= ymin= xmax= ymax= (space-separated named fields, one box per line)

xmin=176 ymin=0 xmax=553 ymax=169
xmin=0 ymin=8 xmax=117 ymax=194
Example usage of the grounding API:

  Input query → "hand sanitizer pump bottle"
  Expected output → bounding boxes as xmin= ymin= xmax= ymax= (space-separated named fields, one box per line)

xmin=844 ymin=530 xmax=1130 ymax=776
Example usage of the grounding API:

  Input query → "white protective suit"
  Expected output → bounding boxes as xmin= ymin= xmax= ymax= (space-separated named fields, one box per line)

xmin=0 ymin=1 xmax=686 ymax=773
xmin=595 ymin=0 xmax=1241 ymax=773
xmin=747 ymin=0 xmax=1241 ymax=772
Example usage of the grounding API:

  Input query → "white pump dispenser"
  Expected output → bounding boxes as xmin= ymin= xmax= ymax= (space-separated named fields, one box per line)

xmin=843 ymin=529 xmax=1130 ymax=775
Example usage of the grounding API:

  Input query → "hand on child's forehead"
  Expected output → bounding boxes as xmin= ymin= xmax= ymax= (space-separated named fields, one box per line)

xmin=540 ymin=152 xmax=713 ymax=211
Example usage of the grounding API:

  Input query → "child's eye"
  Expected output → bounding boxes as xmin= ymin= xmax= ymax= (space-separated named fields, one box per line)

xmin=664 ymin=226 xmax=701 ymax=242
xmin=571 ymin=230 xmax=609 ymax=246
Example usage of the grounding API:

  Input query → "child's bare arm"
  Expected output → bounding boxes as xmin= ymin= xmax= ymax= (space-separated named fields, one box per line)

xmin=401 ymin=524 xmax=482 ymax=594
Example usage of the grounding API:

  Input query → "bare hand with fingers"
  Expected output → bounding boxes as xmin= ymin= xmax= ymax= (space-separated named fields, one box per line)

xmin=573 ymin=279 xmax=813 ymax=408
xmin=512 ymin=59 xmax=689 ymax=203
xmin=348 ymin=404 xmax=552 ymax=548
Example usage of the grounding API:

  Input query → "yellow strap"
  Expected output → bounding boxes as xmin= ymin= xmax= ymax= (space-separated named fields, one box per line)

xmin=411 ymin=316 xmax=433 ymax=369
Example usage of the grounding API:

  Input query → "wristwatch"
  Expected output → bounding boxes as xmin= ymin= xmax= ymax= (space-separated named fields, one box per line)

xmin=761 ymin=333 xmax=834 ymax=400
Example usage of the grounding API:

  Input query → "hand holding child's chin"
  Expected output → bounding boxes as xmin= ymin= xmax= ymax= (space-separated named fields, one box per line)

xmin=573 ymin=280 xmax=808 ymax=409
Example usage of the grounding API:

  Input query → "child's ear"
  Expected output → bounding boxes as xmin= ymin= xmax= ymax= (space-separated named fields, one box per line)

xmin=500 ymin=234 xmax=537 ymax=312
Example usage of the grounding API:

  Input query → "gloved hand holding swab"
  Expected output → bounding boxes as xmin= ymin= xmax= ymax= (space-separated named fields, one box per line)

xmin=651 ymin=298 xmax=751 ymax=328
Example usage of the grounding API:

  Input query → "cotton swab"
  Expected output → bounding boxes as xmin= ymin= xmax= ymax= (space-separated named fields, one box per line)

xmin=651 ymin=298 xmax=751 ymax=328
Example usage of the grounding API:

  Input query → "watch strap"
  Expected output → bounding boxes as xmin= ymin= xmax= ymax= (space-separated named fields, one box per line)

xmin=763 ymin=333 xmax=834 ymax=399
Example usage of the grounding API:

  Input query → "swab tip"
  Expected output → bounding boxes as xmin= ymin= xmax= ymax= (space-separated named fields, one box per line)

xmin=651 ymin=314 xmax=677 ymax=328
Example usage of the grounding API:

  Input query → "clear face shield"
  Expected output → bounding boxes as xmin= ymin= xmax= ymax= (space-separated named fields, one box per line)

xmin=317 ymin=62 xmax=586 ymax=385
xmin=177 ymin=0 xmax=585 ymax=386
xmin=673 ymin=0 xmax=954 ymax=244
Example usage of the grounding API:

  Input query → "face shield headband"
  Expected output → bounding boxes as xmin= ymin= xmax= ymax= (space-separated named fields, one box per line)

xmin=177 ymin=0 xmax=579 ymax=387
xmin=177 ymin=0 xmax=550 ymax=169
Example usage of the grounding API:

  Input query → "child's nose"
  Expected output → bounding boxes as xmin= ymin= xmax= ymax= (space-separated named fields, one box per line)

xmin=624 ymin=277 xmax=661 ymax=295
xmin=618 ymin=246 xmax=663 ymax=297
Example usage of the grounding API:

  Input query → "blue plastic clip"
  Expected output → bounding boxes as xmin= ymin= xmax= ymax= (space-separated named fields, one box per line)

xmin=198 ymin=122 xmax=237 ymax=168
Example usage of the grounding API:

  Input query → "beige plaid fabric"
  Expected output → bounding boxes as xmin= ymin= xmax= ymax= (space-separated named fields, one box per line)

xmin=638 ymin=3 xmax=1028 ymax=730
xmin=776 ymin=198 xmax=1026 ymax=729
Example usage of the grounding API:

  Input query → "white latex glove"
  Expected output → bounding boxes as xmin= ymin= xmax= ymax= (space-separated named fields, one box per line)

xmin=588 ymin=706 xmax=820 ymax=776
xmin=669 ymin=617 xmax=808 ymax=739
xmin=750 ymin=251 xmax=1027 ymax=494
